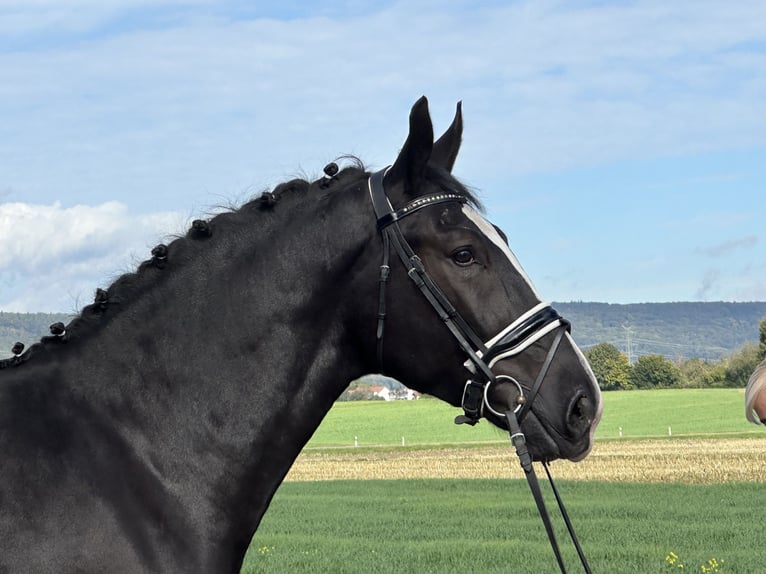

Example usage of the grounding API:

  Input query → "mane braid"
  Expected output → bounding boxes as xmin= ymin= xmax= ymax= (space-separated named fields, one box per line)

xmin=1 ymin=158 xmax=477 ymax=369
xmin=0 ymin=164 xmax=360 ymax=367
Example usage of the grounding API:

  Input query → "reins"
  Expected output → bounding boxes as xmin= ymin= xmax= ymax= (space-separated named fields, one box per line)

xmin=368 ymin=168 xmax=591 ymax=573
xmin=506 ymin=409 xmax=592 ymax=574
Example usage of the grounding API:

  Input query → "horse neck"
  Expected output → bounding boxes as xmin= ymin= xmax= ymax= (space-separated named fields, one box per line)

xmin=44 ymin=190 xmax=375 ymax=562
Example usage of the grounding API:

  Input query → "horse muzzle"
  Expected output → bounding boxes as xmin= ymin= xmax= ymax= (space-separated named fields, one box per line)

xmin=457 ymin=303 xmax=603 ymax=461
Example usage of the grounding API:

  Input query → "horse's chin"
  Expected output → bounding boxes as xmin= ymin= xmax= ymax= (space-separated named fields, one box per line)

xmin=526 ymin=423 xmax=564 ymax=462
xmin=482 ymin=381 xmax=601 ymax=463
xmin=534 ymin=420 xmax=595 ymax=463
xmin=485 ymin=409 xmax=594 ymax=463
xmin=568 ymin=451 xmax=590 ymax=463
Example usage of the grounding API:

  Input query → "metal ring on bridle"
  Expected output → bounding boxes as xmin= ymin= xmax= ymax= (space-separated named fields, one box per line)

xmin=483 ymin=374 xmax=525 ymax=417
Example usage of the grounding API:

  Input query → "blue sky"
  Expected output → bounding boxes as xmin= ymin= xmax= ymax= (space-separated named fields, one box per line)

xmin=1 ymin=0 xmax=764 ymax=312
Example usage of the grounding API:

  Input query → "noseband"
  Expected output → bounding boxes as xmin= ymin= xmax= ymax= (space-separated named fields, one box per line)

xmin=367 ymin=168 xmax=569 ymax=426
xmin=368 ymin=168 xmax=591 ymax=574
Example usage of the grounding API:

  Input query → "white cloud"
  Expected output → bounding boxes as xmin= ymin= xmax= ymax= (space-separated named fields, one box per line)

xmin=2 ymin=0 xmax=764 ymax=197
xmin=0 ymin=202 xmax=183 ymax=311
xmin=0 ymin=0 xmax=211 ymax=37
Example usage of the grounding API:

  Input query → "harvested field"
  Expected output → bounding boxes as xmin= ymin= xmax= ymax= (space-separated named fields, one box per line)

xmin=286 ymin=437 xmax=766 ymax=484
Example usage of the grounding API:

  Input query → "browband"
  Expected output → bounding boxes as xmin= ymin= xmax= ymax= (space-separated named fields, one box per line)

xmin=368 ymin=168 xmax=467 ymax=229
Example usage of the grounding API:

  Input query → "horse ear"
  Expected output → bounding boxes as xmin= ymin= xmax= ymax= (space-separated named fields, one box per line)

xmin=431 ymin=101 xmax=462 ymax=172
xmin=385 ymin=96 xmax=434 ymax=197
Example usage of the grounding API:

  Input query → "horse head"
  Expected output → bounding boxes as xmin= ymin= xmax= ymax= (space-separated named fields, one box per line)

xmin=365 ymin=97 xmax=602 ymax=462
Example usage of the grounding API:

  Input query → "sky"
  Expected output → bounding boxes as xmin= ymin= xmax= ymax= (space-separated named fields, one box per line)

xmin=1 ymin=0 xmax=764 ymax=313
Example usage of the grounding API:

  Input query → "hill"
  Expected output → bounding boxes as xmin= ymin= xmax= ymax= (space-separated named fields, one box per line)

xmin=2 ymin=302 xmax=765 ymax=361
xmin=554 ymin=301 xmax=766 ymax=361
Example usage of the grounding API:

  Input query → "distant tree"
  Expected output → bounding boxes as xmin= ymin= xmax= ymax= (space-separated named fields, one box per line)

xmin=628 ymin=354 xmax=681 ymax=389
xmin=677 ymin=357 xmax=713 ymax=388
xmin=677 ymin=357 xmax=733 ymax=388
xmin=701 ymin=362 xmax=728 ymax=388
xmin=722 ymin=342 xmax=761 ymax=388
xmin=759 ymin=317 xmax=766 ymax=360
xmin=584 ymin=343 xmax=632 ymax=390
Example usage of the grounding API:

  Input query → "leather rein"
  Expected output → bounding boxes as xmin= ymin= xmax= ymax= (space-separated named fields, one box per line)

xmin=368 ymin=168 xmax=592 ymax=574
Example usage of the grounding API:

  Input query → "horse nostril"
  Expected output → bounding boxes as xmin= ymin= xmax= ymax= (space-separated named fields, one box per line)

xmin=567 ymin=394 xmax=595 ymax=435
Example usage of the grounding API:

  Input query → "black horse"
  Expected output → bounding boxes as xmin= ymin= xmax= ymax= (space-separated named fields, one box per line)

xmin=0 ymin=98 xmax=601 ymax=573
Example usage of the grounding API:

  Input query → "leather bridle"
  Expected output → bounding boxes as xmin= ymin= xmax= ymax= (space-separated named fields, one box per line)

xmin=368 ymin=168 xmax=592 ymax=574
xmin=368 ymin=168 xmax=568 ymax=426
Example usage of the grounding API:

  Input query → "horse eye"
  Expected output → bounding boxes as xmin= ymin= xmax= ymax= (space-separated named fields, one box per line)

xmin=451 ymin=248 xmax=475 ymax=266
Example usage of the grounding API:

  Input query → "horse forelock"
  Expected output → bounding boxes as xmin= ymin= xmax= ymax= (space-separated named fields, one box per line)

xmin=422 ymin=164 xmax=483 ymax=212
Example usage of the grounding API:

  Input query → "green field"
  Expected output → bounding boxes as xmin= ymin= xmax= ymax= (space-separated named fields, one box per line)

xmin=244 ymin=479 xmax=763 ymax=573
xmin=307 ymin=388 xmax=756 ymax=448
xmin=242 ymin=390 xmax=763 ymax=573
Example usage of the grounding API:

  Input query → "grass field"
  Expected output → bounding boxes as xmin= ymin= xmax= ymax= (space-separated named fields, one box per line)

xmin=243 ymin=390 xmax=765 ymax=573
xmin=244 ymin=480 xmax=764 ymax=573
xmin=306 ymin=388 xmax=757 ymax=448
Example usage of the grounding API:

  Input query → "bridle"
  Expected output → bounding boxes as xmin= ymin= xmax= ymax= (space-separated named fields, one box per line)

xmin=368 ymin=167 xmax=568 ymax=426
xmin=368 ymin=167 xmax=592 ymax=574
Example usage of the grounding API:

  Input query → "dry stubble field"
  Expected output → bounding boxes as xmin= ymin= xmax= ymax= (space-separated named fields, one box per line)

xmin=286 ymin=437 xmax=766 ymax=484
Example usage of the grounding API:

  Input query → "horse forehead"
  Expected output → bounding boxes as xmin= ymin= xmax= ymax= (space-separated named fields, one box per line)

xmin=460 ymin=205 xmax=541 ymax=299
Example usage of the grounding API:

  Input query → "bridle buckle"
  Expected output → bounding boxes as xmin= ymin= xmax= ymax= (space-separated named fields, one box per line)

xmin=454 ymin=380 xmax=485 ymax=426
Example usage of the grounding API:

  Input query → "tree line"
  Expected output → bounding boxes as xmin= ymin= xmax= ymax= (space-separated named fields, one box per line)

xmin=555 ymin=301 xmax=766 ymax=361
xmin=585 ymin=317 xmax=766 ymax=390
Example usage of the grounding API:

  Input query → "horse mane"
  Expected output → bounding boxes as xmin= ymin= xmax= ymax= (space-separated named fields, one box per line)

xmin=0 ymin=157 xmax=481 ymax=370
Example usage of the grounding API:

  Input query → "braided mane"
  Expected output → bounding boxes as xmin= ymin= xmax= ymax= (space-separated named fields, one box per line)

xmin=1 ymin=157 xmax=480 ymax=370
